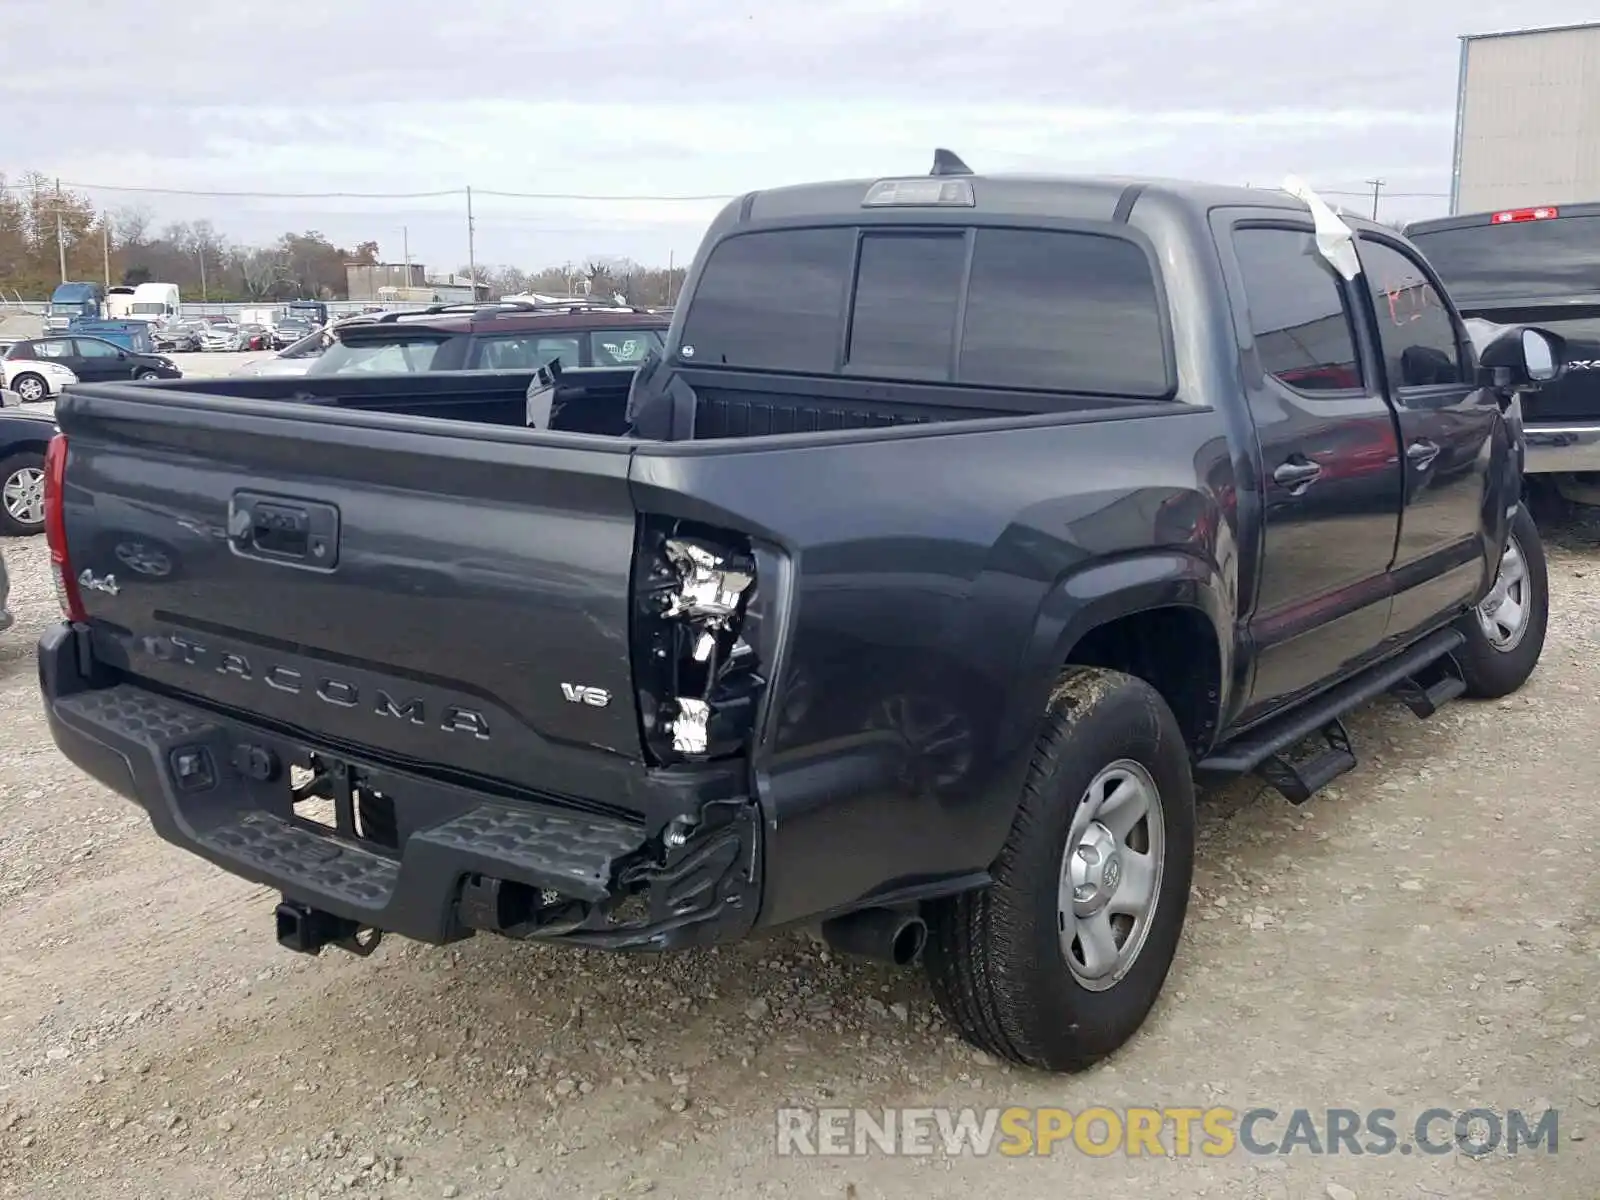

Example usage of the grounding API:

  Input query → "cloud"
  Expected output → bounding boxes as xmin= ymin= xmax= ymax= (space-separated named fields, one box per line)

xmin=4 ymin=0 xmax=1595 ymax=266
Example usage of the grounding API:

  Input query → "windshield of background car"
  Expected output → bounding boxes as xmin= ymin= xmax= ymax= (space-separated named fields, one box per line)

xmin=1409 ymin=214 xmax=1600 ymax=307
xmin=679 ymin=225 xmax=1171 ymax=396
xmin=308 ymin=336 xmax=445 ymax=375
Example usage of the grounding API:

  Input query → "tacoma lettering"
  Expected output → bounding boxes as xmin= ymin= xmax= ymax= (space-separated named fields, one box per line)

xmin=134 ymin=633 xmax=490 ymax=739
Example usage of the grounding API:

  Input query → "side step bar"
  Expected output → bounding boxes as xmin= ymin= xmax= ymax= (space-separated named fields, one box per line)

xmin=1198 ymin=627 xmax=1466 ymax=804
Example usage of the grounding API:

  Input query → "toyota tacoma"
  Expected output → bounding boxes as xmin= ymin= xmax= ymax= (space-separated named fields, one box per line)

xmin=39 ymin=154 xmax=1564 ymax=1072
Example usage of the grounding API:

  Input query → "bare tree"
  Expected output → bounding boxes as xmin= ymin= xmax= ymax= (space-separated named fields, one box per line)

xmin=238 ymin=247 xmax=290 ymax=299
xmin=111 ymin=206 xmax=153 ymax=248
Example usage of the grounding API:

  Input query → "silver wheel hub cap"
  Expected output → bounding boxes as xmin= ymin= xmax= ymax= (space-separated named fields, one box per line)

xmin=1476 ymin=534 xmax=1530 ymax=652
xmin=3 ymin=467 xmax=44 ymax=525
xmin=1059 ymin=759 xmax=1165 ymax=992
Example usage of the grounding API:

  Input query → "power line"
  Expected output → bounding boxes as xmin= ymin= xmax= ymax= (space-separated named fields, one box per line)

xmin=0 ymin=180 xmax=735 ymax=203
xmin=0 ymin=178 xmax=1454 ymax=202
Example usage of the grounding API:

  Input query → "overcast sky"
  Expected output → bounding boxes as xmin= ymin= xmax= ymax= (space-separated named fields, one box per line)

xmin=5 ymin=1 xmax=1595 ymax=272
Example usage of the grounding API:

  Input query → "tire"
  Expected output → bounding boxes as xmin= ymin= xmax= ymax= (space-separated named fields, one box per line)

xmin=136 ymin=370 xmax=162 ymax=381
xmin=1453 ymin=503 xmax=1548 ymax=698
xmin=923 ymin=666 xmax=1196 ymax=1072
xmin=11 ymin=373 xmax=47 ymax=404
xmin=0 ymin=452 xmax=48 ymax=536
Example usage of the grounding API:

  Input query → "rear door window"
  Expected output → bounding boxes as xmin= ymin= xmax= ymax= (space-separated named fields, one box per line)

xmin=680 ymin=228 xmax=854 ymax=371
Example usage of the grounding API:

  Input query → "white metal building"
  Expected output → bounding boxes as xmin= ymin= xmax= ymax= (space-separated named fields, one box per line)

xmin=1451 ymin=20 xmax=1600 ymax=214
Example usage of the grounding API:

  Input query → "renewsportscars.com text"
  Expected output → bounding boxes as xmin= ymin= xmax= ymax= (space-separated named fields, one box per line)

xmin=775 ymin=1106 xmax=1561 ymax=1158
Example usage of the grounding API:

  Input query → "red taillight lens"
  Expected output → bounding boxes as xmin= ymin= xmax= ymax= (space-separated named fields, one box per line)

xmin=1491 ymin=206 xmax=1559 ymax=224
xmin=43 ymin=433 xmax=87 ymax=623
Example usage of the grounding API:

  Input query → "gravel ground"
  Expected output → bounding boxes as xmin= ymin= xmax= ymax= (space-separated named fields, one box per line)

xmin=0 ymin=513 xmax=1597 ymax=1200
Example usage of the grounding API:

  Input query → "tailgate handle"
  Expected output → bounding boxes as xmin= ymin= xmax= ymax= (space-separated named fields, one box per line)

xmin=229 ymin=492 xmax=340 ymax=569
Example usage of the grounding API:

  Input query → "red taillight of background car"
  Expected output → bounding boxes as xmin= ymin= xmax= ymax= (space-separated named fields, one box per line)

xmin=44 ymin=434 xmax=87 ymax=622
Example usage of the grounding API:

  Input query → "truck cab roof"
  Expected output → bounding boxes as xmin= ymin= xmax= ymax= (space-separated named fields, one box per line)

xmin=712 ymin=165 xmax=1376 ymax=233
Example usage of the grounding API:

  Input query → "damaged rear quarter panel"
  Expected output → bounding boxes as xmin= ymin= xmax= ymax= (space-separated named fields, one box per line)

xmin=628 ymin=408 xmax=1238 ymax=928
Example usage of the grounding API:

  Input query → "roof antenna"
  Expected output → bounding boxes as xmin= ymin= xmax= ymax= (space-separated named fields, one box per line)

xmin=930 ymin=148 xmax=973 ymax=177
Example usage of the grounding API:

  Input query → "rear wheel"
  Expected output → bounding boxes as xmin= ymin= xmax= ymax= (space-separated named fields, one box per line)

xmin=923 ymin=667 xmax=1195 ymax=1071
xmin=11 ymin=373 xmax=47 ymax=403
xmin=0 ymin=452 xmax=47 ymax=536
xmin=1453 ymin=503 xmax=1548 ymax=698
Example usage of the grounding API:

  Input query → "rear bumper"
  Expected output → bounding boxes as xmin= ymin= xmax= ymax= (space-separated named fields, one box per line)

xmin=38 ymin=624 xmax=761 ymax=952
xmin=1523 ymin=422 xmax=1600 ymax=473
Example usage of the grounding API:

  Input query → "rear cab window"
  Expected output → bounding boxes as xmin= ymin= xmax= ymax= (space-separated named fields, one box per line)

xmin=678 ymin=224 xmax=1172 ymax=400
xmin=1408 ymin=210 xmax=1600 ymax=308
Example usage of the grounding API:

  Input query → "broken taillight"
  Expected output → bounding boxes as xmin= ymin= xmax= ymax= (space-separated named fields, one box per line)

xmin=1490 ymin=207 xmax=1559 ymax=224
xmin=44 ymin=433 xmax=87 ymax=623
xmin=632 ymin=519 xmax=766 ymax=764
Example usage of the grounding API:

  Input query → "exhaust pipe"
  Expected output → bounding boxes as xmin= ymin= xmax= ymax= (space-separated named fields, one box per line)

xmin=820 ymin=907 xmax=928 ymax=967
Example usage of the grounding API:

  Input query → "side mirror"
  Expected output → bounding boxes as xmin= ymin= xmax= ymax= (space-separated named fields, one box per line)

xmin=1522 ymin=328 xmax=1557 ymax=381
xmin=1477 ymin=324 xmax=1566 ymax=391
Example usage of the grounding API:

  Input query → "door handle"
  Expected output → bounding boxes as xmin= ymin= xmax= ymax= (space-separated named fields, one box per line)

xmin=1273 ymin=458 xmax=1323 ymax=490
xmin=1406 ymin=439 xmax=1441 ymax=470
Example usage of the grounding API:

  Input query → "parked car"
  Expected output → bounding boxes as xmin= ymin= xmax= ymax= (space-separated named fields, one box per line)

xmin=38 ymin=161 xmax=1558 ymax=1073
xmin=198 ymin=323 xmax=245 ymax=352
xmin=154 ymin=321 xmax=205 ymax=353
xmin=1 ymin=350 xmax=78 ymax=402
xmin=271 ymin=317 xmax=315 ymax=348
xmin=1406 ymin=202 xmax=1600 ymax=513
xmin=5 ymin=336 xmax=181 ymax=387
xmin=302 ymin=302 xmax=670 ymax=376
xmin=238 ymin=323 xmax=276 ymax=351
xmin=230 ymin=324 xmax=348 ymax=378
xmin=0 ymin=408 xmax=59 ymax=534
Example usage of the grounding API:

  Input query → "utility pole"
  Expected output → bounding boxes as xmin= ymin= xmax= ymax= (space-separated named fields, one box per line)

xmin=102 ymin=223 xmax=112 ymax=287
xmin=1365 ymin=178 xmax=1385 ymax=220
xmin=465 ymin=186 xmax=478 ymax=298
xmin=198 ymin=246 xmax=208 ymax=302
xmin=402 ymin=225 xmax=411 ymax=288
xmin=55 ymin=178 xmax=67 ymax=283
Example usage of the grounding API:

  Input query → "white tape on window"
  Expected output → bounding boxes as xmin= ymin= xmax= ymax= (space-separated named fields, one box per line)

xmin=1281 ymin=175 xmax=1362 ymax=282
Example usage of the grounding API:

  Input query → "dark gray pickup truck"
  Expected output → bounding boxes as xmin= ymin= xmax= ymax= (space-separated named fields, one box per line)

xmin=1407 ymin=202 xmax=1600 ymax=516
xmin=39 ymin=155 xmax=1567 ymax=1072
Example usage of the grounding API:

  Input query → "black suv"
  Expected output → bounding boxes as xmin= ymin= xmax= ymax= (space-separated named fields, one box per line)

xmin=305 ymin=301 xmax=671 ymax=376
xmin=5 ymin=335 xmax=182 ymax=396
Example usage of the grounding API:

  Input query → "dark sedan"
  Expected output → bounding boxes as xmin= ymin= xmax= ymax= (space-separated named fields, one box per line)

xmin=4 ymin=335 xmax=183 ymax=390
xmin=0 ymin=408 xmax=59 ymax=535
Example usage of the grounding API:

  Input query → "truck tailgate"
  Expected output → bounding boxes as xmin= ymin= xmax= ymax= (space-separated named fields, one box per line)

xmin=56 ymin=390 xmax=647 ymax=802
